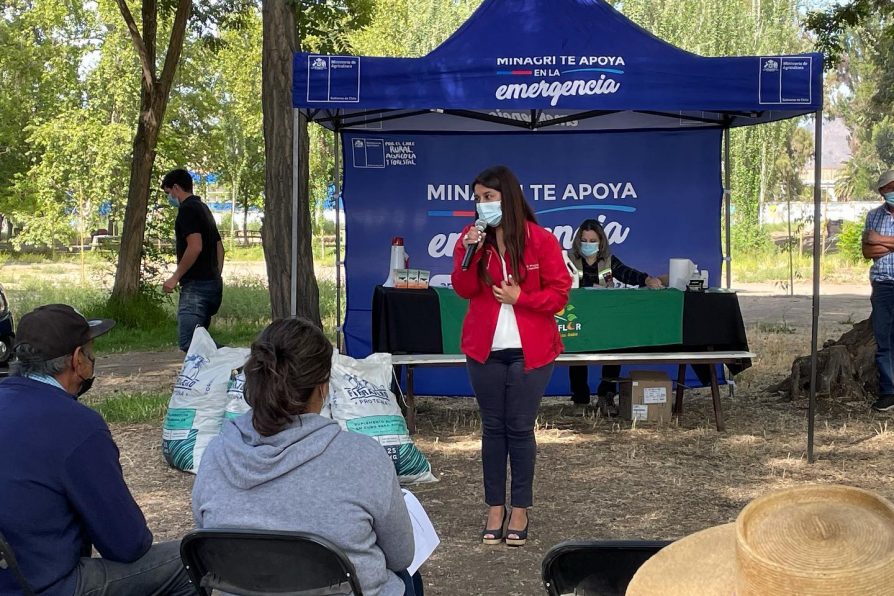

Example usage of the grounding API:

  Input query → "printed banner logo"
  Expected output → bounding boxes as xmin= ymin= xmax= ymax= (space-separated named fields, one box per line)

xmin=494 ymin=55 xmax=625 ymax=107
xmin=555 ymin=304 xmax=583 ymax=338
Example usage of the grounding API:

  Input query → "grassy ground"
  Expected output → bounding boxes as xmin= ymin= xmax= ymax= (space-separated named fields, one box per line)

xmin=732 ymin=250 xmax=866 ymax=284
xmin=1 ymin=255 xmax=340 ymax=352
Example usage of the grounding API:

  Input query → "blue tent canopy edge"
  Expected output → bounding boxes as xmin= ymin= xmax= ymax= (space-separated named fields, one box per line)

xmin=291 ymin=0 xmax=823 ymax=131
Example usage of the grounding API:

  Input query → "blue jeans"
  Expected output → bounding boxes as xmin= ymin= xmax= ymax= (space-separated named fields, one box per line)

xmin=75 ymin=541 xmax=193 ymax=596
xmin=467 ymin=349 xmax=554 ymax=508
xmin=871 ymin=280 xmax=894 ymax=395
xmin=397 ymin=570 xmax=424 ymax=595
xmin=178 ymin=278 xmax=223 ymax=351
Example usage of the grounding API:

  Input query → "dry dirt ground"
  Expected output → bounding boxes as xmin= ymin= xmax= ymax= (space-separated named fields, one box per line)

xmin=96 ymin=284 xmax=894 ymax=596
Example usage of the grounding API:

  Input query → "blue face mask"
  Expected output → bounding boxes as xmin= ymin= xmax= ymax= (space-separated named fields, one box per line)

xmin=167 ymin=193 xmax=179 ymax=208
xmin=580 ymin=241 xmax=599 ymax=257
xmin=885 ymin=192 xmax=894 ymax=205
xmin=476 ymin=201 xmax=503 ymax=227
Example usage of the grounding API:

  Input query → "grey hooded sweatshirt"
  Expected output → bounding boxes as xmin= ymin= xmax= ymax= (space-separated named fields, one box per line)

xmin=192 ymin=413 xmax=414 ymax=596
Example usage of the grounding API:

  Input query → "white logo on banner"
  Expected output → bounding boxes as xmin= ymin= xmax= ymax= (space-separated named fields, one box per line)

xmin=763 ymin=59 xmax=779 ymax=72
xmin=311 ymin=57 xmax=327 ymax=70
xmin=494 ymin=55 xmax=624 ymax=107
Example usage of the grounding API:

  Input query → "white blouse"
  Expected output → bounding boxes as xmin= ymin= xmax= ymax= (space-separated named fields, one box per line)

xmin=491 ymin=252 xmax=522 ymax=350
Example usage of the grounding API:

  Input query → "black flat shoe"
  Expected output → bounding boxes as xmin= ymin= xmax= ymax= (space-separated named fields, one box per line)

xmin=506 ymin=512 xmax=529 ymax=547
xmin=482 ymin=507 xmax=507 ymax=545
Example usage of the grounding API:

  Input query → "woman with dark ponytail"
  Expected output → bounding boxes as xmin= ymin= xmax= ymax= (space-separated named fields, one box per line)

xmin=192 ymin=318 xmax=421 ymax=596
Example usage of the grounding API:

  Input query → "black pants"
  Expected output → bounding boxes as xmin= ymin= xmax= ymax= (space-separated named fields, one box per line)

xmin=569 ymin=365 xmax=621 ymax=404
xmin=466 ymin=349 xmax=554 ymax=508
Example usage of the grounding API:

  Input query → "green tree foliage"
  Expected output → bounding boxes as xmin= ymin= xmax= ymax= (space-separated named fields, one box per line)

xmin=609 ymin=0 xmax=810 ymax=252
xmin=14 ymin=109 xmax=131 ymax=249
xmin=0 ymin=0 xmax=93 ymax=224
xmin=210 ymin=11 xmax=265 ymax=239
xmin=807 ymin=0 xmax=894 ymax=200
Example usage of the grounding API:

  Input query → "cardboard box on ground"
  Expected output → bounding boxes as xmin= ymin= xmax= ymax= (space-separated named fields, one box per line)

xmin=619 ymin=370 xmax=674 ymax=422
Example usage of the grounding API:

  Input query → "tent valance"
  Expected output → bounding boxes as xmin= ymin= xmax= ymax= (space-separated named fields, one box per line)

xmin=292 ymin=0 xmax=822 ymax=131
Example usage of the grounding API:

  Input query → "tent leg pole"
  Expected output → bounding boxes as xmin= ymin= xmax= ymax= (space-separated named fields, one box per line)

xmin=290 ymin=109 xmax=299 ymax=318
xmin=724 ymin=127 xmax=732 ymax=290
xmin=808 ymin=110 xmax=823 ymax=464
xmin=788 ymin=194 xmax=794 ymax=296
xmin=334 ymin=129 xmax=343 ymax=352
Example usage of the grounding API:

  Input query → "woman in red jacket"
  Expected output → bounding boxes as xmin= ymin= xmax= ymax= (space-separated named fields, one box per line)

xmin=452 ymin=165 xmax=571 ymax=547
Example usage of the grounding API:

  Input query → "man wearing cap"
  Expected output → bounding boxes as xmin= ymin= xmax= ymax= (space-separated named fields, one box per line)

xmin=862 ymin=169 xmax=894 ymax=412
xmin=161 ymin=168 xmax=225 ymax=352
xmin=0 ymin=305 xmax=192 ymax=595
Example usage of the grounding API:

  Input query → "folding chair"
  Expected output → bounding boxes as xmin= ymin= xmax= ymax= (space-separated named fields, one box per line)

xmin=0 ymin=530 xmax=36 ymax=596
xmin=541 ymin=539 xmax=670 ymax=596
xmin=180 ymin=528 xmax=363 ymax=596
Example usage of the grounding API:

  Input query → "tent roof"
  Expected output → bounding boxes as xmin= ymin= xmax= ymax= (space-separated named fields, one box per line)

xmin=292 ymin=0 xmax=823 ymax=131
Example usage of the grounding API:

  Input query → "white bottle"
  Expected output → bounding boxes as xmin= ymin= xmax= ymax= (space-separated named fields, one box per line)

xmin=562 ymin=250 xmax=580 ymax=289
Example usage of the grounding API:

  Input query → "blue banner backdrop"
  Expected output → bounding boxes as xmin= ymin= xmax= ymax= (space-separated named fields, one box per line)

xmin=342 ymin=129 xmax=723 ymax=396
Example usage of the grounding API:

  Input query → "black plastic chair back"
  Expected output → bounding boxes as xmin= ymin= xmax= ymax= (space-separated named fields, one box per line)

xmin=180 ymin=529 xmax=363 ymax=596
xmin=541 ymin=539 xmax=670 ymax=596
xmin=0 ymin=530 xmax=36 ymax=596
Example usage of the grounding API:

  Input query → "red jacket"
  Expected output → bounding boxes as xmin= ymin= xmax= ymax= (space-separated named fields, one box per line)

xmin=451 ymin=220 xmax=571 ymax=370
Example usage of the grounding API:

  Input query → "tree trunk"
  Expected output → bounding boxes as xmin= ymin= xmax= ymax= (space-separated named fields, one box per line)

xmin=262 ymin=0 xmax=321 ymax=326
xmin=767 ymin=319 xmax=878 ymax=401
xmin=112 ymin=99 xmax=159 ymax=298
xmin=111 ymin=0 xmax=191 ymax=299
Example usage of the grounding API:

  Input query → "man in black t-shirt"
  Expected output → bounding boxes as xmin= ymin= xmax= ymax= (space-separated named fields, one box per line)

xmin=161 ymin=169 xmax=225 ymax=351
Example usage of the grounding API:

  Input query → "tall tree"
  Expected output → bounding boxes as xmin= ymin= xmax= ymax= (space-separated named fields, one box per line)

xmin=610 ymin=0 xmax=807 ymax=251
xmin=807 ymin=0 xmax=894 ymax=199
xmin=111 ymin=0 xmax=193 ymax=298
xmin=262 ymin=0 xmax=372 ymax=324
xmin=0 ymin=0 xmax=89 ymax=228
xmin=111 ymin=0 xmax=253 ymax=299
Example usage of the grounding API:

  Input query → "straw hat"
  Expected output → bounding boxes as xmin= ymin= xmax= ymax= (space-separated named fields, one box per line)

xmin=627 ymin=485 xmax=894 ymax=596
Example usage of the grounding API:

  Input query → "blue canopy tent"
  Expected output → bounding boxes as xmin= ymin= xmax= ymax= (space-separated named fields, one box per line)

xmin=292 ymin=0 xmax=825 ymax=460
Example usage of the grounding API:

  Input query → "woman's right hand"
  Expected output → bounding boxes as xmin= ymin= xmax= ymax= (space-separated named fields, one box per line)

xmin=463 ymin=226 xmax=485 ymax=251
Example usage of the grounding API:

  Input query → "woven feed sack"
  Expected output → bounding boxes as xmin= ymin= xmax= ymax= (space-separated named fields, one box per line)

xmin=162 ymin=328 xmax=249 ymax=473
xmin=223 ymin=367 xmax=250 ymax=422
xmin=329 ymin=352 xmax=436 ymax=485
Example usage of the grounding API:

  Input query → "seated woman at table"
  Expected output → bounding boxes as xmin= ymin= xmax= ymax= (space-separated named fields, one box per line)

xmin=567 ymin=218 xmax=663 ymax=415
xmin=192 ymin=318 xmax=421 ymax=596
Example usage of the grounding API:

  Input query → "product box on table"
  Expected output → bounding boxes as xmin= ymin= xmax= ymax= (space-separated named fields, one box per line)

xmin=619 ymin=370 xmax=674 ymax=422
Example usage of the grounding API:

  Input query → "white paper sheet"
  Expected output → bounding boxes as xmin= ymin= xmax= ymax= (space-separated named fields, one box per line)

xmin=402 ymin=489 xmax=440 ymax=575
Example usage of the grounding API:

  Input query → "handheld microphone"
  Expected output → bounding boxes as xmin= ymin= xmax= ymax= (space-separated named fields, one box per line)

xmin=461 ymin=219 xmax=487 ymax=271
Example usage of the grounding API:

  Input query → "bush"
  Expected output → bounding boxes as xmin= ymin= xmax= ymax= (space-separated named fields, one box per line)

xmin=837 ymin=220 xmax=867 ymax=264
xmin=731 ymin=221 xmax=776 ymax=256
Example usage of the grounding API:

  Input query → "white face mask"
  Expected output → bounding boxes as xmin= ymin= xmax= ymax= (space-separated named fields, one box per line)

xmin=476 ymin=201 xmax=503 ymax=227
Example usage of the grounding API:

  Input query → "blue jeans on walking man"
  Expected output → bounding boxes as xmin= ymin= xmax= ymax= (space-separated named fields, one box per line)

xmin=178 ymin=278 xmax=223 ymax=351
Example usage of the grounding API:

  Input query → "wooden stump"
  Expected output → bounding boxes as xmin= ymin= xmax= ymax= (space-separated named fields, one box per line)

xmin=768 ymin=318 xmax=878 ymax=400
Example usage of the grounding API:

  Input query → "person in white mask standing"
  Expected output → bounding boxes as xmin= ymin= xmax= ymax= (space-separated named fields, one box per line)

xmin=861 ymin=169 xmax=894 ymax=412
xmin=452 ymin=165 xmax=571 ymax=547
xmin=566 ymin=219 xmax=663 ymax=415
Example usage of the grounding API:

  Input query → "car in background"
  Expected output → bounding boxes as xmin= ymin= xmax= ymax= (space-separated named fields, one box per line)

xmin=0 ymin=284 xmax=13 ymax=374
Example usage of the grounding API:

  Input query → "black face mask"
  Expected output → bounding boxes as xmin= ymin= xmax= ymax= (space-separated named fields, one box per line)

xmin=77 ymin=351 xmax=96 ymax=399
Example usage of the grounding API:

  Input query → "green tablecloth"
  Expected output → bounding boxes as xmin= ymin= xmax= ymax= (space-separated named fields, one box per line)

xmin=435 ymin=287 xmax=684 ymax=354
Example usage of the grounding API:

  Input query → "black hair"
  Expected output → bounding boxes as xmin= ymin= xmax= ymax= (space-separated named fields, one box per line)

xmin=161 ymin=169 xmax=194 ymax=193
